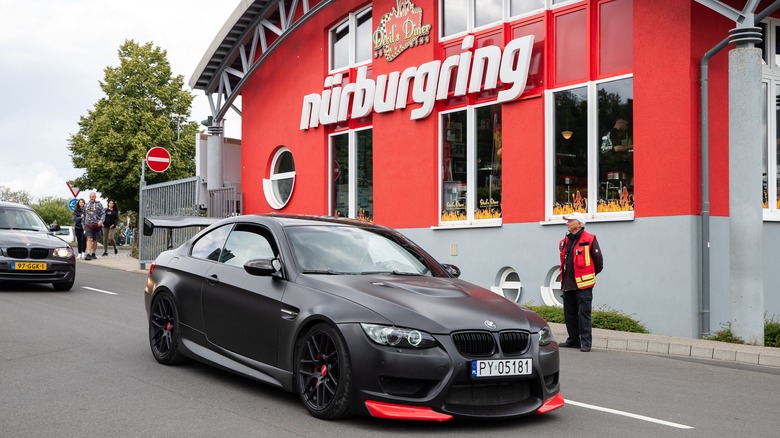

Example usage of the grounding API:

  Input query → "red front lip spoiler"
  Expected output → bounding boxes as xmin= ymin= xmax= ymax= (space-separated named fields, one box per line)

xmin=365 ymin=401 xmax=453 ymax=421
xmin=365 ymin=392 xmax=564 ymax=421
xmin=537 ymin=392 xmax=565 ymax=414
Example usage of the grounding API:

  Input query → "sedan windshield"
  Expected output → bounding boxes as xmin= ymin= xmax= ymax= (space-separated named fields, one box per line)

xmin=286 ymin=226 xmax=431 ymax=275
xmin=0 ymin=208 xmax=48 ymax=231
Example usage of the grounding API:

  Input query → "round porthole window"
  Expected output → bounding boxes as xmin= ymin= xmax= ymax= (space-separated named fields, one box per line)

xmin=495 ymin=268 xmax=522 ymax=303
xmin=540 ymin=266 xmax=564 ymax=307
xmin=263 ymin=147 xmax=295 ymax=209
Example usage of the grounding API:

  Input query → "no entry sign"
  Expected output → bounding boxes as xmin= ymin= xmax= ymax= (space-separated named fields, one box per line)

xmin=146 ymin=147 xmax=171 ymax=173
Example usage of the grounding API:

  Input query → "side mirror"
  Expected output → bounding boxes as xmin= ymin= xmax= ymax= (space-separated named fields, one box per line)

xmin=49 ymin=224 xmax=61 ymax=232
xmin=442 ymin=263 xmax=461 ymax=278
xmin=244 ymin=258 xmax=281 ymax=276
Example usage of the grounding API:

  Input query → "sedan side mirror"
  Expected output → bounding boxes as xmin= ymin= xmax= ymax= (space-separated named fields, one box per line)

xmin=49 ymin=224 xmax=61 ymax=232
xmin=244 ymin=258 xmax=281 ymax=276
xmin=442 ymin=263 xmax=461 ymax=278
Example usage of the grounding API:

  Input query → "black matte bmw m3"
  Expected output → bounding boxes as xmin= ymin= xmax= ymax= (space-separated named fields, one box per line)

xmin=143 ymin=214 xmax=562 ymax=421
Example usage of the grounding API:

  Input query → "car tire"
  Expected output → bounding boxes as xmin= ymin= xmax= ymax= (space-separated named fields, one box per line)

xmin=52 ymin=280 xmax=74 ymax=291
xmin=149 ymin=291 xmax=187 ymax=365
xmin=295 ymin=323 xmax=353 ymax=419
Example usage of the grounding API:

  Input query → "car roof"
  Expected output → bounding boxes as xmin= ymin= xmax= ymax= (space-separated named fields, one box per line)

xmin=0 ymin=201 xmax=33 ymax=210
xmin=143 ymin=214 xmax=391 ymax=236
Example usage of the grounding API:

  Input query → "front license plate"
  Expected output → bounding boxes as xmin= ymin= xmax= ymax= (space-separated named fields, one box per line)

xmin=471 ymin=358 xmax=532 ymax=378
xmin=12 ymin=262 xmax=47 ymax=271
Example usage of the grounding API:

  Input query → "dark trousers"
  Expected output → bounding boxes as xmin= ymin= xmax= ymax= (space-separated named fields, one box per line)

xmin=75 ymin=227 xmax=86 ymax=254
xmin=562 ymin=287 xmax=593 ymax=348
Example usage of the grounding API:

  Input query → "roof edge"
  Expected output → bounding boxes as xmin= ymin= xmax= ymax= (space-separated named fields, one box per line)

xmin=189 ymin=0 xmax=255 ymax=90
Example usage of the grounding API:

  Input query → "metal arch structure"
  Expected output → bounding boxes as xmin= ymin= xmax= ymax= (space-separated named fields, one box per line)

xmin=189 ymin=0 xmax=334 ymax=126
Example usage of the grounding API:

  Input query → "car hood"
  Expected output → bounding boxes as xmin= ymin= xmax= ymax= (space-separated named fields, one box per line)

xmin=300 ymin=274 xmax=534 ymax=334
xmin=0 ymin=230 xmax=68 ymax=248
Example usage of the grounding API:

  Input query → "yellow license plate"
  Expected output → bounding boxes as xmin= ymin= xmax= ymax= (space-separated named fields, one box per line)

xmin=12 ymin=262 xmax=47 ymax=270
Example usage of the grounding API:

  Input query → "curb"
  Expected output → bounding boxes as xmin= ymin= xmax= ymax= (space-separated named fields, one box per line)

xmin=550 ymin=323 xmax=780 ymax=368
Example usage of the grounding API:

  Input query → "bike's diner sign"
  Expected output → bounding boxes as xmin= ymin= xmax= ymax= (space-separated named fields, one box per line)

xmin=299 ymin=34 xmax=535 ymax=130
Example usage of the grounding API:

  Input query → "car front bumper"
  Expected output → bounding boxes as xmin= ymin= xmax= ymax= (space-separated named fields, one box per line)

xmin=338 ymin=323 xmax=561 ymax=419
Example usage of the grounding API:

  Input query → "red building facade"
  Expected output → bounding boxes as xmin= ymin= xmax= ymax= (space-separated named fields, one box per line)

xmin=200 ymin=0 xmax=780 ymax=338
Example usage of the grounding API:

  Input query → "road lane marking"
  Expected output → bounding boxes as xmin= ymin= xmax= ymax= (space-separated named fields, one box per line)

xmin=566 ymin=399 xmax=694 ymax=430
xmin=82 ymin=286 xmax=117 ymax=295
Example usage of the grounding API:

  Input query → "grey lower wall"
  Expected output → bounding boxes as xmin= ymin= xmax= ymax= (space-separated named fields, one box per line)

xmin=398 ymin=215 xmax=780 ymax=339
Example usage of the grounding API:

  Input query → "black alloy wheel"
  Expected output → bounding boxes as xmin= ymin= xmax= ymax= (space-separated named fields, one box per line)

xmin=149 ymin=291 xmax=186 ymax=365
xmin=295 ymin=323 xmax=353 ymax=419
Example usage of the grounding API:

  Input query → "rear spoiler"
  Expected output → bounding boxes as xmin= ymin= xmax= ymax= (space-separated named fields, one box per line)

xmin=143 ymin=216 xmax=221 ymax=236
xmin=143 ymin=216 xmax=222 ymax=249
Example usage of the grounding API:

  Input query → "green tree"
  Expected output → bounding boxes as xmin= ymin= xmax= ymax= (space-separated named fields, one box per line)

xmin=68 ymin=40 xmax=200 ymax=215
xmin=0 ymin=186 xmax=33 ymax=205
xmin=32 ymin=196 xmax=74 ymax=226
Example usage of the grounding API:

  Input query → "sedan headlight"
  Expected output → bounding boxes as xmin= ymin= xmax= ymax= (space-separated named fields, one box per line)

xmin=52 ymin=247 xmax=74 ymax=259
xmin=360 ymin=323 xmax=438 ymax=349
xmin=538 ymin=326 xmax=556 ymax=346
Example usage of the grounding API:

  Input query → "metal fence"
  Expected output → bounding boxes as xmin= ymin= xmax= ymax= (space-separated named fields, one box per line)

xmin=138 ymin=177 xmax=202 ymax=267
xmin=138 ymin=179 xmax=244 ymax=267
xmin=208 ymin=186 xmax=242 ymax=218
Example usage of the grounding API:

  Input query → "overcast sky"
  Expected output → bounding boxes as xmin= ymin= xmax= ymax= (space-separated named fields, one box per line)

xmin=0 ymin=0 xmax=242 ymax=202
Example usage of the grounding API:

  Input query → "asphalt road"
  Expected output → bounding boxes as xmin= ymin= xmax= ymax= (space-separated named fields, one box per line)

xmin=1 ymin=263 xmax=779 ymax=437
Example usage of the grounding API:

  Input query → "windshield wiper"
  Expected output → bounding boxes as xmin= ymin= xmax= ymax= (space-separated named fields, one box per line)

xmin=301 ymin=269 xmax=350 ymax=275
xmin=391 ymin=270 xmax=424 ymax=276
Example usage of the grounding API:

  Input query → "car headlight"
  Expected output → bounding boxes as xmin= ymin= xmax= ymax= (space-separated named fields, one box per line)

xmin=360 ymin=323 xmax=438 ymax=349
xmin=538 ymin=326 xmax=556 ymax=346
xmin=52 ymin=247 xmax=74 ymax=259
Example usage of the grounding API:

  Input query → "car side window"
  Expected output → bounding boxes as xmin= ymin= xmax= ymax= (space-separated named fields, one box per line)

xmin=220 ymin=224 xmax=277 ymax=268
xmin=191 ymin=225 xmax=232 ymax=261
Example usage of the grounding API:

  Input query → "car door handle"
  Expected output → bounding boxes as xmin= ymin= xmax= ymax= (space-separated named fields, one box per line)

xmin=206 ymin=274 xmax=219 ymax=285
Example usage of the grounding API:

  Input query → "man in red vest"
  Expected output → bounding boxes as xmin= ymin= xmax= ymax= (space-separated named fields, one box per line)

xmin=558 ymin=213 xmax=603 ymax=352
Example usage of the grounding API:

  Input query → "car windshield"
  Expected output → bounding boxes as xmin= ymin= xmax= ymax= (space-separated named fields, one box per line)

xmin=286 ymin=225 xmax=431 ymax=276
xmin=0 ymin=207 xmax=48 ymax=231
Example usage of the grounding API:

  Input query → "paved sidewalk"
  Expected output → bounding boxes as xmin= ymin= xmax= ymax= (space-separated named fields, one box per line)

xmin=77 ymin=246 xmax=780 ymax=369
xmin=75 ymin=246 xmax=148 ymax=274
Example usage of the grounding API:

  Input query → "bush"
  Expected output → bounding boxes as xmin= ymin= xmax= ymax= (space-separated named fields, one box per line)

xmin=765 ymin=319 xmax=780 ymax=348
xmin=704 ymin=318 xmax=780 ymax=347
xmin=704 ymin=327 xmax=744 ymax=344
xmin=527 ymin=304 xmax=649 ymax=334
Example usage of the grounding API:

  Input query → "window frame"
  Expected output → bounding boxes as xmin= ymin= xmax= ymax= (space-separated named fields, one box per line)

xmin=438 ymin=101 xmax=503 ymax=227
xmin=439 ymin=0 xmax=582 ymax=41
xmin=544 ymin=73 xmax=634 ymax=222
xmin=328 ymin=6 xmax=373 ymax=73
xmin=328 ymin=126 xmax=373 ymax=220
xmin=263 ymin=146 xmax=295 ymax=210
xmin=760 ymin=19 xmax=780 ymax=220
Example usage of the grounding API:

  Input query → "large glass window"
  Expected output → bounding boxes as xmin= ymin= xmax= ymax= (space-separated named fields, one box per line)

xmin=441 ymin=104 xmax=502 ymax=224
xmin=759 ymin=20 xmax=780 ymax=217
xmin=550 ymin=77 xmax=633 ymax=217
xmin=441 ymin=0 xmax=552 ymax=38
xmin=330 ymin=128 xmax=373 ymax=221
xmin=510 ymin=0 xmax=545 ymax=17
xmin=597 ymin=78 xmax=634 ymax=212
xmin=553 ymin=87 xmax=588 ymax=213
xmin=330 ymin=7 xmax=372 ymax=71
